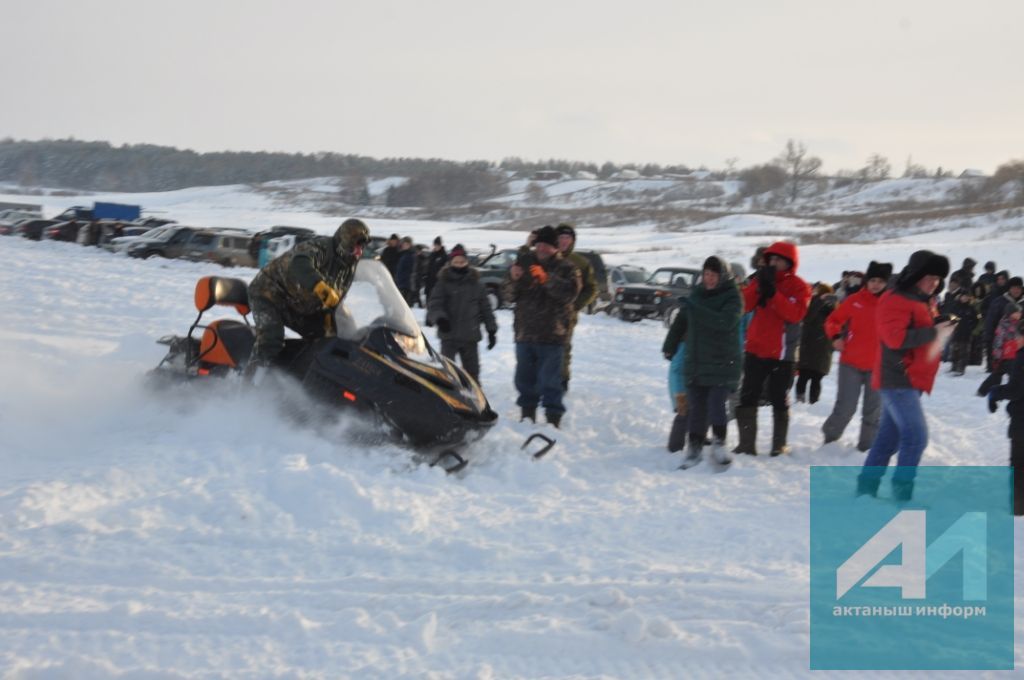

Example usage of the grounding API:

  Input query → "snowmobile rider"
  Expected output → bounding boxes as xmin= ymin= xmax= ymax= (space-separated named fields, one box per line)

xmin=246 ymin=218 xmax=371 ymax=374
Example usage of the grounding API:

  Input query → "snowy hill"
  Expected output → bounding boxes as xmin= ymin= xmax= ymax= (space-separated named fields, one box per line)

xmin=0 ymin=188 xmax=1022 ymax=677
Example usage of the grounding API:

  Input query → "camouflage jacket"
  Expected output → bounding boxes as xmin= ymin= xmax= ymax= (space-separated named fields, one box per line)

xmin=564 ymin=249 xmax=598 ymax=312
xmin=501 ymin=251 xmax=581 ymax=345
xmin=249 ymin=235 xmax=358 ymax=317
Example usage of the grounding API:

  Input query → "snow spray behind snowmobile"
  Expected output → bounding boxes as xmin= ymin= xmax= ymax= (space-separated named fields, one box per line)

xmin=149 ymin=260 xmax=509 ymax=462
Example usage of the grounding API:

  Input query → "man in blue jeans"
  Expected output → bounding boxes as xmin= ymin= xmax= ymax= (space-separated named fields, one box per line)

xmin=501 ymin=225 xmax=581 ymax=427
xmin=858 ymin=250 xmax=954 ymax=501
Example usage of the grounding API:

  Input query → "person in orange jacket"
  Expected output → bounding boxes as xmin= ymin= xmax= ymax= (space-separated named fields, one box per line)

xmin=821 ymin=261 xmax=892 ymax=451
xmin=733 ymin=241 xmax=811 ymax=456
xmin=858 ymin=250 xmax=954 ymax=501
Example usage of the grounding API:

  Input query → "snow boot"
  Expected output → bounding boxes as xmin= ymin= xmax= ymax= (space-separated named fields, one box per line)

xmin=545 ymin=411 xmax=562 ymax=429
xmin=678 ymin=435 xmax=704 ymax=469
xmin=667 ymin=414 xmax=688 ymax=453
xmin=892 ymin=478 xmax=914 ymax=503
xmin=770 ymin=410 xmax=790 ymax=457
xmin=856 ymin=475 xmax=880 ymax=498
xmin=521 ymin=406 xmax=536 ymax=424
xmin=732 ymin=406 xmax=758 ymax=455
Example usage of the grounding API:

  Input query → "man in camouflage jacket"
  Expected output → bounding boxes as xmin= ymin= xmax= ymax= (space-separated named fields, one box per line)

xmin=556 ymin=223 xmax=598 ymax=391
xmin=247 ymin=218 xmax=370 ymax=370
xmin=501 ymin=225 xmax=581 ymax=427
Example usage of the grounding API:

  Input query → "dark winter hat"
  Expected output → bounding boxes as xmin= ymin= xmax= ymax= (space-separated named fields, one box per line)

xmin=535 ymin=225 xmax=559 ymax=248
xmin=1005 ymin=302 xmax=1023 ymax=316
xmin=865 ymin=261 xmax=893 ymax=282
xmin=702 ymin=256 xmax=725 ymax=274
xmin=449 ymin=244 xmax=467 ymax=260
xmin=996 ymin=270 xmax=1010 ymax=280
xmin=985 ymin=261 xmax=996 ymax=271
xmin=1009 ymin=276 xmax=1024 ymax=289
xmin=963 ymin=257 xmax=977 ymax=269
xmin=433 ymin=236 xmax=443 ymax=246
xmin=556 ymin=223 xmax=576 ymax=240
xmin=388 ymin=233 xmax=399 ymax=241
xmin=895 ymin=250 xmax=950 ymax=290
xmin=750 ymin=246 xmax=768 ymax=270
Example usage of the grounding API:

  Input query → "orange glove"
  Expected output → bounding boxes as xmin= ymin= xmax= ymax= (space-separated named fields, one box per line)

xmin=529 ymin=264 xmax=548 ymax=285
xmin=313 ymin=280 xmax=341 ymax=308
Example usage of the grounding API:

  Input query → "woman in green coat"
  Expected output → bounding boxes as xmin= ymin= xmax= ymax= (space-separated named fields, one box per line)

xmin=679 ymin=256 xmax=743 ymax=469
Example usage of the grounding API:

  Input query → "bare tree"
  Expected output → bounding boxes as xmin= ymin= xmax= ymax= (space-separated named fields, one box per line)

xmin=859 ymin=154 xmax=891 ymax=181
xmin=774 ymin=139 xmax=822 ymax=202
xmin=525 ymin=182 xmax=547 ymax=204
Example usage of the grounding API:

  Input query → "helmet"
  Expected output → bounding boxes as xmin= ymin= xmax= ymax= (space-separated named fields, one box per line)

xmin=334 ymin=218 xmax=370 ymax=257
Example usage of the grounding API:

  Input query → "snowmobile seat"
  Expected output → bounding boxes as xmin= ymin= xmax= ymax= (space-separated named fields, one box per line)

xmin=186 ymin=276 xmax=253 ymax=370
xmin=194 ymin=276 xmax=250 ymax=316
xmin=198 ymin=319 xmax=255 ymax=368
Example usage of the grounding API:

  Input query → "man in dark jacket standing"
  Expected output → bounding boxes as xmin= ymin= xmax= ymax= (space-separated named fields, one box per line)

xmin=502 ymin=226 xmax=581 ymax=427
xmin=394 ymin=237 xmax=417 ymax=305
xmin=247 ymin=219 xmax=370 ymax=373
xmin=425 ymin=236 xmax=448 ymax=303
xmin=734 ymin=241 xmax=810 ymax=456
xmin=556 ymin=224 xmax=598 ymax=392
xmin=426 ymin=244 xmax=497 ymax=382
xmin=379 ymin=233 xmax=401 ymax=279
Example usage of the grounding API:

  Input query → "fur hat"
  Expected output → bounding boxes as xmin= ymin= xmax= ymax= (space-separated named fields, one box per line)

xmin=865 ymin=261 xmax=893 ymax=282
xmin=895 ymin=250 xmax=950 ymax=290
xmin=535 ymin=225 xmax=559 ymax=247
xmin=814 ymin=282 xmax=834 ymax=296
xmin=1009 ymin=276 xmax=1024 ymax=289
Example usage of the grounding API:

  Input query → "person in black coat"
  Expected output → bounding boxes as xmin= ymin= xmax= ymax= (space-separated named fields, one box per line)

xmin=944 ymin=289 xmax=981 ymax=375
xmin=795 ymin=283 xmax=837 ymax=404
xmin=426 ymin=244 xmax=498 ymax=382
xmin=394 ymin=237 xmax=417 ymax=305
xmin=987 ymin=342 xmax=1024 ymax=516
xmin=379 ymin=233 xmax=401 ymax=279
xmin=425 ymin=236 xmax=448 ymax=303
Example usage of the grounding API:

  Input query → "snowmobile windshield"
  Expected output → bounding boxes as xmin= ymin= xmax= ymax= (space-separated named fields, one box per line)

xmin=334 ymin=260 xmax=425 ymax=351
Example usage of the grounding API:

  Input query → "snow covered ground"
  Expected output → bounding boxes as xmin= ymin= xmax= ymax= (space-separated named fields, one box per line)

xmin=0 ymin=189 xmax=1022 ymax=677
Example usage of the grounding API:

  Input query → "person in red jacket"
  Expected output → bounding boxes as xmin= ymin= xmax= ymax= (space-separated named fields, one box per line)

xmin=734 ymin=241 xmax=811 ymax=456
xmin=858 ymin=250 xmax=954 ymax=501
xmin=821 ymin=261 xmax=892 ymax=451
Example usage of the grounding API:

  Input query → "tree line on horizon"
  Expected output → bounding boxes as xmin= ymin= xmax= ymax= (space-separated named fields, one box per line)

xmin=0 ymin=138 xmax=1021 ymax=208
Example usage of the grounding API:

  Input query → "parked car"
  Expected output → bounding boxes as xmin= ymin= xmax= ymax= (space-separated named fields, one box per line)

xmin=42 ymin=220 xmax=87 ymax=242
xmin=602 ymin=265 xmax=649 ymax=315
xmin=125 ymin=225 xmax=201 ymax=259
xmin=105 ymin=226 xmax=168 ymax=254
xmin=15 ymin=219 xmax=60 ymax=240
xmin=182 ymin=229 xmax=256 ymax=267
xmin=613 ymin=266 xmax=702 ymax=322
xmin=249 ymin=226 xmax=316 ymax=267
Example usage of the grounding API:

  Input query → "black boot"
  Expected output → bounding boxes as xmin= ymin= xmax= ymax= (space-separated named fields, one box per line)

xmin=545 ymin=411 xmax=562 ymax=428
xmin=667 ymin=414 xmax=687 ymax=453
xmin=856 ymin=474 xmax=880 ymax=498
xmin=770 ymin=409 xmax=790 ymax=457
xmin=711 ymin=424 xmax=727 ymax=446
xmin=521 ymin=406 xmax=536 ymax=424
xmin=733 ymin=406 xmax=758 ymax=455
xmin=892 ymin=478 xmax=914 ymax=502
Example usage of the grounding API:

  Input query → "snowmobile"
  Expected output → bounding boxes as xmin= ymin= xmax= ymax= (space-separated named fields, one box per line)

xmin=149 ymin=260 xmax=553 ymax=471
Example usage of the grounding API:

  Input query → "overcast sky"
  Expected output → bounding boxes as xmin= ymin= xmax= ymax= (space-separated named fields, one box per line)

xmin=3 ymin=0 xmax=1021 ymax=174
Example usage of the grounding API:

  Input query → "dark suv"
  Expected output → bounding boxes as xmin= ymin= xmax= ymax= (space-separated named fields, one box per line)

xmin=613 ymin=266 xmax=702 ymax=322
xmin=125 ymin=225 xmax=200 ymax=259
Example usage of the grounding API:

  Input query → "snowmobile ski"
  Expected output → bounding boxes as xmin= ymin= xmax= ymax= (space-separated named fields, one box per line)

xmin=522 ymin=432 xmax=556 ymax=459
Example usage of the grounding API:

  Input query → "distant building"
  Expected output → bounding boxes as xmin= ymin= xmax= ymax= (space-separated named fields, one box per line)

xmin=531 ymin=170 xmax=564 ymax=181
xmin=574 ymin=171 xmax=597 ymax=180
xmin=959 ymin=169 xmax=987 ymax=178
